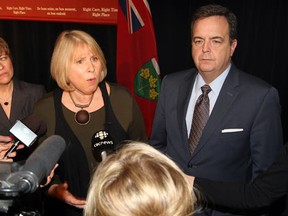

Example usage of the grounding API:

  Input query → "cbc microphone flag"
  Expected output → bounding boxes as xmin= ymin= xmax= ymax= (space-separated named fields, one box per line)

xmin=117 ymin=0 xmax=161 ymax=136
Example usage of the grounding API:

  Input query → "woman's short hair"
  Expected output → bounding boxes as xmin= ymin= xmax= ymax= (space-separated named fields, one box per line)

xmin=0 ymin=37 xmax=11 ymax=58
xmin=85 ymin=142 xmax=197 ymax=216
xmin=50 ymin=30 xmax=107 ymax=91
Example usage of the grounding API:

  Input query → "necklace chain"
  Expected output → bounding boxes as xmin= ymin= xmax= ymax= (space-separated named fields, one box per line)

xmin=0 ymin=95 xmax=12 ymax=101
xmin=0 ymin=95 xmax=12 ymax=106
xmin=0 ymin=83 xmax=13 ymax=106
xmin=69 ymin=92 xmax=94 ymax=109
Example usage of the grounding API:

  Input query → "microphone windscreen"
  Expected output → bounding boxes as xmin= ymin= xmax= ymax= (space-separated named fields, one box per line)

xmin=22 ymin=135 xmax=66 ymax=183
xmin=21 ymin=114 xmax=47 ymax=137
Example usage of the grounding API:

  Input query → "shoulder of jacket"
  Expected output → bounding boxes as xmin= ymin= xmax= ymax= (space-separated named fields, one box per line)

xmin=36 ymin=91 xmax=54 ymax=104
xmin=15 ymin=79 xmax=44 ymax=89
xmin=108 ymin=82 xmax=132 ymax=96
xmin=164 ymin=68 xmax=196 ymax=79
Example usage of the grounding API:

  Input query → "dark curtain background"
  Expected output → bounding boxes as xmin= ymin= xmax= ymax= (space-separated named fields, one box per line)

xmin=0 ymin=0 xmax=287 ymax=142
xmin=0 ymin=21 xmax=117 ymax=90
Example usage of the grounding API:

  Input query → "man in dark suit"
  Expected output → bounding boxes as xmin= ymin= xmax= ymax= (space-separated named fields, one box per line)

xmin=150 ymin=4 xmax=283 ymax=216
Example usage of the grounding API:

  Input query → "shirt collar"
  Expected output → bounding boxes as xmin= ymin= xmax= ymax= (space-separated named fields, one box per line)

xmin=196 ymin=63 xmax=231 ymax=95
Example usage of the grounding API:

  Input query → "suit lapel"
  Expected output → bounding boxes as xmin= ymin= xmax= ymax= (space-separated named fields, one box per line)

xmin=9 ymin=80 xmax=26 ymax=123
xmin=0 ymin=106 xmax=12 ymax=135
xmin=177 ymin=69 xmax=197 ymax=141
xmin=192 ymin=65 xmax=240 ymax=156
xmin=0 ymin=80 xmax=23 ymax=134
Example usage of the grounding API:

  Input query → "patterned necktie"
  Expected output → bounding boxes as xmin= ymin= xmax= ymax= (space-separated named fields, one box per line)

xmin=188 ymin=84 xmax=212 ymax=155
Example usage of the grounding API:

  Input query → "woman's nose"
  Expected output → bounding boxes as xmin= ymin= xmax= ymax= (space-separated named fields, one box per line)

xmin=0 ymin=62 xmax=4 ymax=70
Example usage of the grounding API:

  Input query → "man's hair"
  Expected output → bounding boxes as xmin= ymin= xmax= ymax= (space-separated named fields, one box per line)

xmin=85 ymin=142 xmax=198 ymax=216
xmin=191 ymin=4 xmax=237 ymax=43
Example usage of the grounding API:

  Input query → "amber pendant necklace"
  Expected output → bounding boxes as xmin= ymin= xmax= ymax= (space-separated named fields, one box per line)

xmin=0 ymin=83 xmax=13 ymax=106
xmin=69 ymin=92 xmax=94 ymax=125
xmin=0 ymin=95 xmax=12 ymax=106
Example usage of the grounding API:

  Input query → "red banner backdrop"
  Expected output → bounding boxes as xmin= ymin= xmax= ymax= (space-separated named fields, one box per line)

xmin=0 ymin=0 xmax=117 ymax=24
xmin=116 ymin=0 xmax=161 ymax=137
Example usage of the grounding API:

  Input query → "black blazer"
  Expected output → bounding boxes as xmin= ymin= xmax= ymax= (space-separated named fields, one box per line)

xmin=0 ymin=79 xmax=46 ymax=135
xmin=195 ymin=142 xmax=288 ymax=211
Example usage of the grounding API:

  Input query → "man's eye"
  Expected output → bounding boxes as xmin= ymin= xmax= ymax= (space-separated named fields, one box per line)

xmin=211 ymin=39 xmax=222 ymax=46
xmin=193 ymin=40 xmax=203 ymax=46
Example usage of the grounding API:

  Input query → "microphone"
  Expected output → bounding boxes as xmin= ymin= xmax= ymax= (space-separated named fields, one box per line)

xmin=91 ymin=130 xmax=114 ymax=162
xmin=2 ymin=115 xmax=47 ymax=160
xmin=4 ymin=135 xmax=66 ymax=195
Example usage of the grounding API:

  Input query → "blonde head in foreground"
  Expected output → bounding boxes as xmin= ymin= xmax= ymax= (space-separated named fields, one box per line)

xmin=85 ymin=142 xmax=197 ymax=216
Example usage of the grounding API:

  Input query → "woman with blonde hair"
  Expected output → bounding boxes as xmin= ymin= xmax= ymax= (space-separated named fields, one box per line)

xmin=33 ymin=30 xmax=147 ymax=216
xmin=85 ymin=142 xmax=198 ymax=216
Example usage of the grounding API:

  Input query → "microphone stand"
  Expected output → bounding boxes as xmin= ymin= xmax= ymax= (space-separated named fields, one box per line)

xmin=0 ymin=162 xmax=39 ymax=215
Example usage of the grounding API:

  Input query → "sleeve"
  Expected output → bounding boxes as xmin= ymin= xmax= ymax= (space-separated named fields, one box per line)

xmin=32 ymin=93 xmax=55 ymax=142
xmin=35 ymin=85 xmax=46 ymax=100
xmin=149 ymin=75 xmax=168 ymax=152
xmin=127 ymin=97 xmax=148 ymax=143
xmin=194 ymin=144 xmax=288 ymax=211
xmin=250 ymin=86 xmax=283 ymax=179
xmin=109 ymin=83 xmax=148 ymax=143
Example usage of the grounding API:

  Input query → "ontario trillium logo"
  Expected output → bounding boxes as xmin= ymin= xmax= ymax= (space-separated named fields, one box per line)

xmin=134 ymin=58 xmax=161 ymax=100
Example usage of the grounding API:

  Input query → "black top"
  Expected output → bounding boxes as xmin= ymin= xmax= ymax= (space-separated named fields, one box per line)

xmin=195 ymin=143 xmax=288 ymax=214
xmin=49 ymin=83 xmax=130 ymax=216
xmin=34 ymin=81 xmax=147 ymax=216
